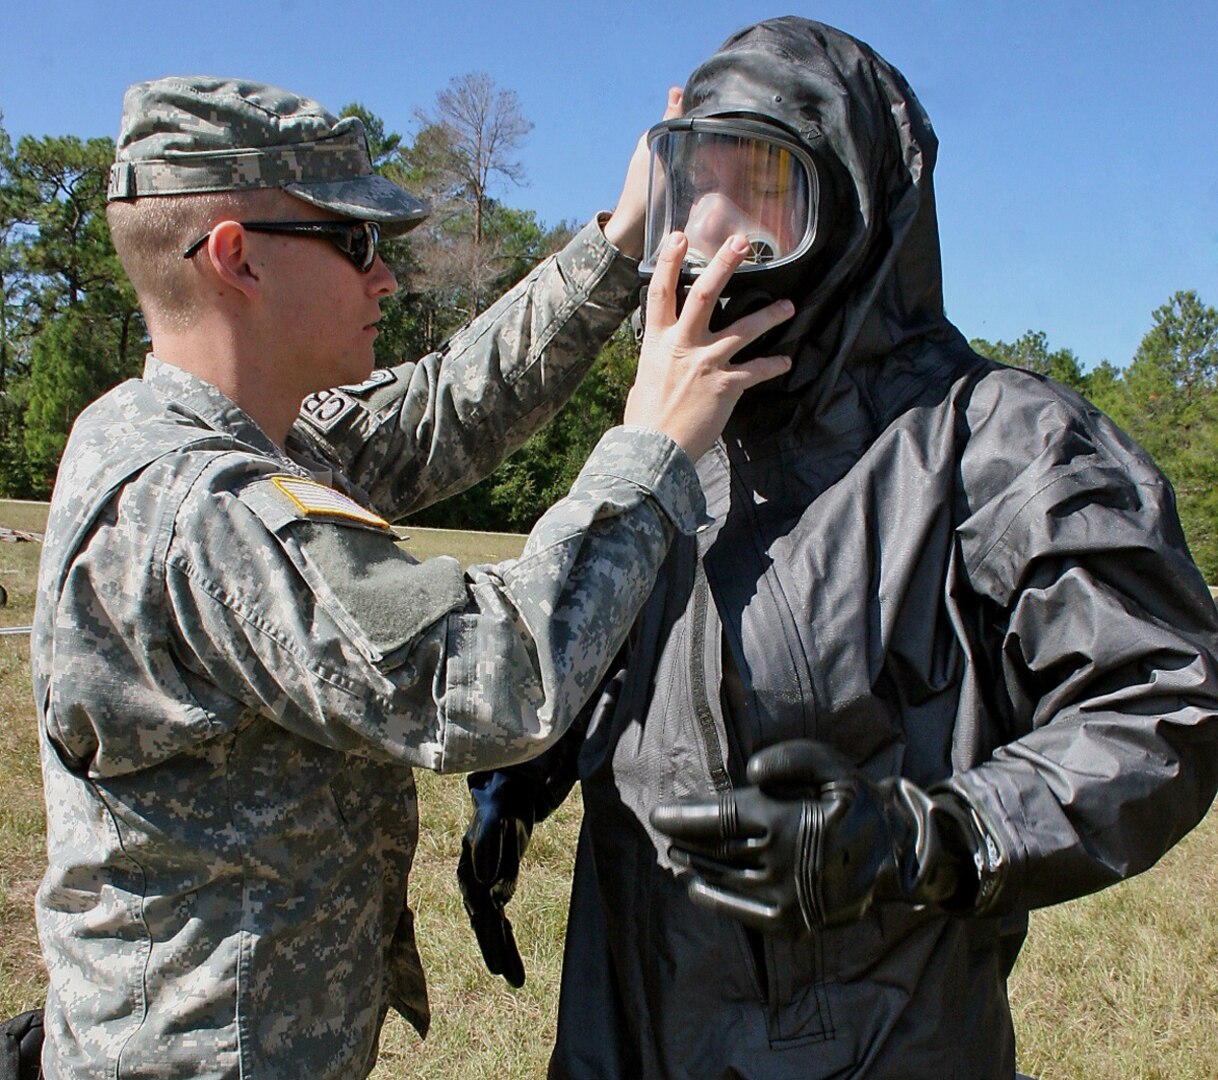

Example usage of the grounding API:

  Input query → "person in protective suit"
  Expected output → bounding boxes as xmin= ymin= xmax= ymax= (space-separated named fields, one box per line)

xmin=457 ymin=17 xmax=1218 ymax=1078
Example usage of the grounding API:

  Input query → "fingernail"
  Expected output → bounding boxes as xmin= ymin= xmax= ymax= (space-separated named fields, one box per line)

xmin=730 ymin=235 xmax=750 ymax=254
xmin=779 ymin=300 xmax=795 ymax=315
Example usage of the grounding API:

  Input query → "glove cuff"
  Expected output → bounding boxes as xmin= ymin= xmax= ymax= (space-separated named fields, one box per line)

xmin=926 ymin=785 xmax=1005 ymax=913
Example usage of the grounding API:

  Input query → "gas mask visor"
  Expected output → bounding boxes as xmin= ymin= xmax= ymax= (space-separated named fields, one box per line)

xmin=641 ymin=117 xmax=819 ymax=285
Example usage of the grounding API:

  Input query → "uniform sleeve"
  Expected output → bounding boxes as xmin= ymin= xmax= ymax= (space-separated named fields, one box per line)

xmin=165 ymin=427 xmax=703 ymax=774
xmin=951 ymin=386 xmax=1218 ymax=914
xmin=289 ymin=216 xmax=641 ymax=520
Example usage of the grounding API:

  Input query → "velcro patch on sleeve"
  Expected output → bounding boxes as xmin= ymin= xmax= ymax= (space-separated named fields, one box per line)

xmin=298 ymin=388 xmax=357 ymax=433
xmin=270 ymin=475 xmax=390 ymax=529
xmin=338 ymin=368 xmax=397 ymax=396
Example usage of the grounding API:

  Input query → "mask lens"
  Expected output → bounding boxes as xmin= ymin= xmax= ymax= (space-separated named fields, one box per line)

xmin=642 ymin=121 xmax=817 ymax=276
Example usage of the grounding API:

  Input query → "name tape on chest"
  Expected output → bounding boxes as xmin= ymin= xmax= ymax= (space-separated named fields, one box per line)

xmin=270 ymin=476 xmax=390 ymax=529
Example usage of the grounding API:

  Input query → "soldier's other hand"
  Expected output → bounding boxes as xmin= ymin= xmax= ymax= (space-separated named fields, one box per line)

xmin=456 ymin=771 xmax=535 ymax=988
xmin=649 ymin=739 xmax=984 ymax=937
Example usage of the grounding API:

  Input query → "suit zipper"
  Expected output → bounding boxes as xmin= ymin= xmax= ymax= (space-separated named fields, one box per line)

xmin=691 ymin=558 xmax=732 ymax=793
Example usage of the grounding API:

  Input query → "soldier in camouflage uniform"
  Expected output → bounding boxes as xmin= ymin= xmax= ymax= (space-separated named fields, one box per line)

xmin=30 ymin=76 xmax=794 ymax=1080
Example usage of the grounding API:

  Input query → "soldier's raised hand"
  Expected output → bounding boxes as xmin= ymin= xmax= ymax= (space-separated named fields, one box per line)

xmin=625 ymin=230 xmax=794 ymax=461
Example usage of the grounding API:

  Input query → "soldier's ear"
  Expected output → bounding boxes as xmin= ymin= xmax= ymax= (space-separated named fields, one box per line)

xmin=202 ymin=221 xmax=263 ymax=299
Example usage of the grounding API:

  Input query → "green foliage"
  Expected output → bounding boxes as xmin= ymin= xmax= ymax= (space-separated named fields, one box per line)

xmin=0 ymin=116 xmax=31 ymax=491
xmin=1078 ymin=358 xmax=1126 ymax=419
xmin=22 ymin=308 xmax=140 ymax=495
xmin=1117 ymin=291 xmax=1218 ymax=581
xmin=1122 ymin=290 xmax=1217 ymax=446
xmin=482 ymin=204 xmax=551 ymax=290
xmin=0 ymin=122 xmax=146 ymax=497
xmin=15 ymin=135 xmax=131 ymax=320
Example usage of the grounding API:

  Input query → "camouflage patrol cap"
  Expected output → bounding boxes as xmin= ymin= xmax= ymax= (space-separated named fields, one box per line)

xmin=107 ymin=76 xmax=429 ymax=236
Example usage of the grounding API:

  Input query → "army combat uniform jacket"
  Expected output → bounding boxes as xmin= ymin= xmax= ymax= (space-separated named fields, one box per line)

xmin=33 ymin=220 xmax=702 ymax=1080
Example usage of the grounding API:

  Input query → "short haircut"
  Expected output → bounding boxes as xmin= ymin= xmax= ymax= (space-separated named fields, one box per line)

xmin=106 ymin=188 xmax=290 ymax=333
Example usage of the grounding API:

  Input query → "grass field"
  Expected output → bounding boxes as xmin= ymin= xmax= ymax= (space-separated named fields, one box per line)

xmin=2 ymin=499 xmax=1216 ymax=1078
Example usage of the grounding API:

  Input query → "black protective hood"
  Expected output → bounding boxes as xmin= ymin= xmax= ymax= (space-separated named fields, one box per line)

xmin=685 ymin=18 xmax=954 ymax=415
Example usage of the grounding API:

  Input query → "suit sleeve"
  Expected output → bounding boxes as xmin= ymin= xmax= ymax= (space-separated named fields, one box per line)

xmin=951 ymin=390 xmax=1218 ymax=914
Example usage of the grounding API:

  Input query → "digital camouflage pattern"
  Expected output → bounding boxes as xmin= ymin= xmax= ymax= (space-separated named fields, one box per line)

xmin=107 ymin=76 xmax=429 ymax=234
xmin=293 ymin=215 xmax=663 ymax=514
xmin=32 ymin=218 xmax=701 ymax=1079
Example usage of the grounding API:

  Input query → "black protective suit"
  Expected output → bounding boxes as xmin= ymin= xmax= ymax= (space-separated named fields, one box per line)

xmin=467 ymin=19 xmax=1218 ymax=1079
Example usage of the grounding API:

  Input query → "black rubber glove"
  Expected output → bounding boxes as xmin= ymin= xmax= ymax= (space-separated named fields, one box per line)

xmin=650 ymin=739 xmax=985 ymax=936
xmin=457 ymin=770 xmax=535 ymax=988
xmin=1 ymin=1007 xmax=44 ymax=1080
xmin=457 ymin=665 xmax=623 ymax=985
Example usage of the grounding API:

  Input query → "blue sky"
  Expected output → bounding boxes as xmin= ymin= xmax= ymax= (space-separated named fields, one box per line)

xmin=2 ymin=0 xmax=1214 ymax=368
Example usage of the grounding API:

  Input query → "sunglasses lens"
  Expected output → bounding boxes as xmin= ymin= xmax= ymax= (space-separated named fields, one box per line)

xmin=350 ymin=223 xmax=378 ymax=271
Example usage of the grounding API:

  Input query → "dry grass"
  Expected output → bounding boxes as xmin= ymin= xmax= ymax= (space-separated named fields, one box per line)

xmin=0 ymin=633 xmax=44 ymax=1018
xmin=3 ymin=499 xmax=1217 ymax=1077
xmin=1009 ymin=811 xmax=1218 ymax=1079
xmin=0 ymin=505 xmax=47 ymax=1015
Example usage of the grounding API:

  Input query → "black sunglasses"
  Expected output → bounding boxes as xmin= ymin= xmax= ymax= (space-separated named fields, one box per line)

xmin=182 ymin=219 xmax=382 ymax=272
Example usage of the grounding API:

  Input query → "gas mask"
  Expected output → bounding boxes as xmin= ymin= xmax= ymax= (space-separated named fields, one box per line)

xmin=637 ymin=115 xmax=827 ymax=359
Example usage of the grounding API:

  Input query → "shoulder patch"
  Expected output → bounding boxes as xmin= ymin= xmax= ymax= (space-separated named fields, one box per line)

xmin=270 ymin=475 xmax=390 ymax=529
xmin=298 ymin=388 xmax=357 ymax=433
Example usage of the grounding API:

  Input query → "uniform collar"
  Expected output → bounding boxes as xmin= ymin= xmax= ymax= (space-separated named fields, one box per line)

xmin=141 ymin=354 xmax=330 ymax=479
